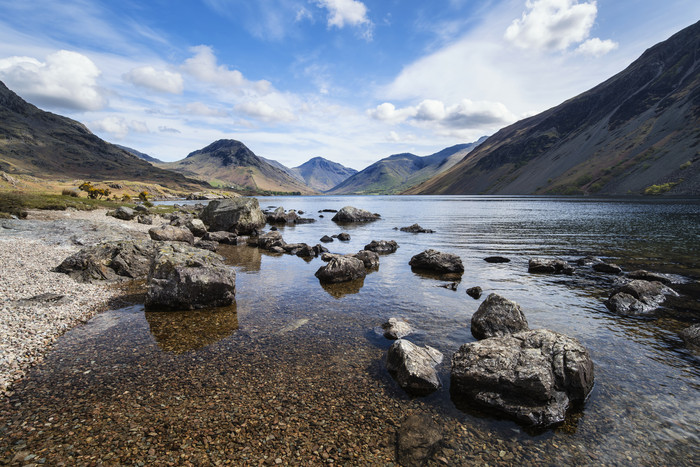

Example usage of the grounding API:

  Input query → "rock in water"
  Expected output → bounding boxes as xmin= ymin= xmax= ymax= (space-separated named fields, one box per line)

xmin=364 ymin=240 xmax=399 ymax=254
xmin=409 ymin=249 xmax=464 ymax=274
xmin=331 ymin=206 xmax=380 ymax=223
xmin=679 ymin=324 xmax=700 ymax=349
xmin=593 ymin=261 xmax=623 ymax=274
xmin=528 ymin=258 xmax=574 ymax=275
xmin=604 ymin=280 xmax=678 ymax=317
xmin=396 ymin=414 xmax=443 ymax=467
xmin=53 ymin=240 xmax=156 ymax=283
xmin=199 ymin=197 xmax=266 ymax=234
xmin=148 ymin=225 xmax=195 ymax=244
xmin=484 ymin=256 xmax=510 ymax=263
xmin=353 ymin=250 xmax=380 ymax=269
xmin=471 ymin=293 xmax=529 ymax=339
xmin=399 ymin=223 xmax=435 ymax=233
xmin=381 ymin=318 xmax=413 ymax=339
xmin=386 ymin=339 xmax=443 ymax=396
xmin=337 ymin=232 xmax=351 ymax=241
xmin=203 ymin=231 xmax=238 ymax=245
xmin=315 ymin=256 xmax=366 ymax=283
xmin=451 ymin=329 xmax=594 ymax=427
xmin=146 ymin=243 xmax=235 ymax=311
xmin=466 ymin=286 xmax=483 ymax=299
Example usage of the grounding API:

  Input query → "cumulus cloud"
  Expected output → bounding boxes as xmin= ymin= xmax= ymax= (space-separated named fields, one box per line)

xmin=235 ymin=101 xmax=296 ymax=122
xmin=0 ymin=50 xmax=106 ymax=111
xmin=123 ymin=66 xmax=184 ymax=94
xmin=314 ymin=0 xmax=370 ymax=28
xmin=505 ymin=0 xmax=609 ymax=52
xmin=182 ymin=45 xmax=271 ymax=94
xmin=368 ymin=98 xmax=516 ymax=130
xmin=91 ymin=116 xmax=149 ymax=139
xmin=576 ymin=37 xmax=618 ymax=56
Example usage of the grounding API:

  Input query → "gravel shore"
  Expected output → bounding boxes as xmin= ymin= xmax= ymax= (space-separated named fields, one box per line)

xmin=0 ymin=209 xmax=159 ymax=396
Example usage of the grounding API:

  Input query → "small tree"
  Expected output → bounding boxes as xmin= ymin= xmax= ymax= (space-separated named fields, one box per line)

xmin=122 ymin=193 xmax=132 ymax=202
xmin=138 ymin=191 xmax=149 ymax=202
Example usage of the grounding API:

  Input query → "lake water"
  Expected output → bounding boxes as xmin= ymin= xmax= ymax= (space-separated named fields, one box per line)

xmin=2 ymin=195 xmax=699 ymax=465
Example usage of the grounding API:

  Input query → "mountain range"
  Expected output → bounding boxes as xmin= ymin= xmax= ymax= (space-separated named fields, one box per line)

xmin=408 ymin=20 xmax=700 ymax=196
xmin=291 ymin=157 xmax=358 ymax=192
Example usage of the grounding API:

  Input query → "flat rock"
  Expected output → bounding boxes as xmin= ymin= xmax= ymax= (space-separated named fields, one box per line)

xmin=628 ymin=270 xmax=672 ymax=284
xmin=148 ymin=225 xmax=195 ymax=244
xmin=399 ymin=224 xmax=434 ymax=234
xmin=331 ymin=206 xmax=380 ymax=223
xmin=386 ymin=339 xmax=443 ymax=396
xmin=528 ymin=258 xmax=574 ymax=275
xmin=593 ymin=262 xmax=623 ymax=274
xmin=203 ymin=231 xmax=238 ymax=245
xmin=53 ymin=240 xmax=156 ymax=283
xmin=315 ymin=256 xmax=367 ymax=283
xmin=409 ymin=249 xmax=464 ymax=275
xmin=484 ymin=256 xmax=510 ymax=263
xmin=451 ymin=329 xmax=594 ymax=427
xmin=471 ymin=293 xmax=529 ymax=339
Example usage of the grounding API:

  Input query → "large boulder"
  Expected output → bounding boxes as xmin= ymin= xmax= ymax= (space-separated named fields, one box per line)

xmin=386 ymin=339 xmax=443 ymax=396
xmin=148 ymin=225 xmax=195 ymax=244
xmin=315 ymin=256 xmax=366 ymax=283
xmin=528 ymin=258 xmax=574 ymax=275
xmin=409 ymin=249 xmax=464 ymax=275
xmin=199 ymin=197 xmax=266 ymax=234
xmin=53 ymin=240 xmax=156 ymax=283
xmin=331 ymin=206 xmax=380 ymax=223
xmin=110 ymin=206 xmax=137 ymax=221
xmin=604 ymin=280 xmax=678 ymax=317
xmin=364 ymin=240 xmax=398 ymax=254
xmin=145 ymin=243 xmax=235 ymax=311
xmin=256 ymin=231 xmax=286 ymax=250
xmin=471 ymin=294 xmax=529 ymax=339
xmin=451 ymin=329 xmax=595 ymax=427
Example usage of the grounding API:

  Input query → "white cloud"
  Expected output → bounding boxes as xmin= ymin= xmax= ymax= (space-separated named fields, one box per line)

xmin=314 ymin=0 xmax=370 ymax=28
xmin=235 ymin=101 xmax=296 ymax=122
xmin=182 ymin=45 xmax=271 ymax=94
xmin=367 ymin=102 xmax=417 ymax=122
xmin=0 ymin=50 xmax=106 ymax=111
xmin=576 ymin=37 xmax=618 ymax=56
xmin=415 ymin=100 xmax=446 ymax=121
xmin=159 ymin=126 xmax=181 ymax=134
xmin=505 ymin=0 xmax=597 ymax=51
xmin=387 ymin=131 xmax=400 ymax=142
xmin=90 ymin=116 xmax=149 ymax=139
xmin=182 ymin=102 xmax=228 ymax=117
xmin=123 ymin=66 xmax=184 ymax=94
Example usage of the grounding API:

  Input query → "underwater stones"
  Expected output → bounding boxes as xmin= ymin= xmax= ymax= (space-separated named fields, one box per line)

xmin=396 ymin=414 xmax=443 ymax=467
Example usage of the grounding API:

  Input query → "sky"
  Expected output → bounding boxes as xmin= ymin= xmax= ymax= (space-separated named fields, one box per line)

xmin=0 ymin=1 xmax=698 ymax=170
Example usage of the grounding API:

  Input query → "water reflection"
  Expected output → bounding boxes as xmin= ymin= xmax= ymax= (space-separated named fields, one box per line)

xmin=218 ymin=243 xmax=261 ymax=272
xmin=320 ymin=277 xmax=365 ymax=299
xmin=145 ymin=304 xmax=239 ymax=354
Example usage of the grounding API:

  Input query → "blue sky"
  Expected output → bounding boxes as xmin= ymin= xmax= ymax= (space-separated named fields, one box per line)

xmin=0 ymin=1 xmax=698 ymax=170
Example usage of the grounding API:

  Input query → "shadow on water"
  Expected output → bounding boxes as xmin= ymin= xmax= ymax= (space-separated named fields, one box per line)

xmin=144 ymin=303 xmax=239 ymax=354
xmin=319 ymin=277 xmax=365 ymax=299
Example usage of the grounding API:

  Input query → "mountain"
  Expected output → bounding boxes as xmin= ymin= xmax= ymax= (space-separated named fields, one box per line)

xmin=161 ymin=139 xmax=317 ymax=194
xmin=261 ymin=156 xmax=305 ymax=184
xmin=291 ymin=157 xmax=358 ymax=192
xmin=0 ymin=80 xmax=206 ymax=192
xmin=327 ymin=140 xmax=484 ymax=195
xmin=407 ymin=20 xmax=700 ymax=196
xmin=115 ymin=145 xmax=164 ymax=164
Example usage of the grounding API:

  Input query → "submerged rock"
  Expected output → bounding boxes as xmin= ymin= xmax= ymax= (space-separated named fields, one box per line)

xmin=528 ymin=258 xmax=574 ymax=275
xmin=199 ymin=197 xmax=265 ymax=234
xmin=146 ymin=243 xmax=235 ymax=311
xmin=54 ymin=240 xmax=156 ymax=283
xmin=593 ymin=262 xmax=623 ymax=274
xmin=386 ymin=339 xmax=443 ymax=396
xmin=484 ymin=256 xmax=510 ymax=263
xmin=381 ymin=318 xmax=414 ymax=340
xmin=679 ymin=324 xmax=700 ymax=349
xmin=315 ymin=256 xmax=366 ymax=283
xmin=628 ymin=270 xmax=672 ymax=284
xmin=364 ymin=240 xmax=399 ymax=254
xmin=396 ymin=414 xmax=443 ymax=467
xmin=409 ymin=249 xmax=464 ymax=275
xmin=451 ymin=329 xmax=594 ymax=427
xmin=399 ymin=224 xmax=435 ymax=234
xmin=331 ymin=206 xmax=380 ymax=223
xmin=471 ymin=294 xmax=529 ymax=340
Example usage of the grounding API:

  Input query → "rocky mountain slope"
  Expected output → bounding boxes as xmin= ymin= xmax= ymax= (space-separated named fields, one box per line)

xmin=115 ymin=145 xmax=164 ymax=164
xmin=161 ymin=139 xmax=317 ymax=194
xmin=291 ymin=157 xmax=358 ymax=192
xmin=0 ymin=80 xmax=207 ymax=192
xmin=328 ymin=141 xmax=484 ymax=195
xmin=407 ymin=20 xmax=700 ymax=196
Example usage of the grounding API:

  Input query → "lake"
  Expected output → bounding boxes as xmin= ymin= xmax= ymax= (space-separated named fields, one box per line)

xmin=3 ymin=195 xmax=699 ymax=465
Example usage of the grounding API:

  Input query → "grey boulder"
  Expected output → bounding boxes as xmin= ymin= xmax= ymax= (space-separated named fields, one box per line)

xmin=386 ymin=339 xmax=443 ymax=396
xmin=199 ymin=197 xmax=265 ymax=234
xmin=315 ymin=256 xmax=366 ymax=283
xmin=604 ymin=280 xmax=678 ymax=317
xmin=203 ymin=231 xmax=238 ymax=245
xmin=381 ymin=318 xmax=413 ymax=340
xmin=364 ymin=240 xmax=398 ymax=254
xmin=409 ymin=249 xmax=464 ymax=275
xmin=353 ymin=250 xmax=380 ymax=269
xmin=528 ymin=258 xmax=574 ymax=275
xmin=471 ymin=293 xmax=529 ymax=339
xmin=186 ymin=218 xmax=207 ymax=237
xmin=331 ymin=206 xmax=380 ymax=223
xmin=148 ymin=225 xmax=195 ymax=244
xmin=53 ymin=240 xmax=156 ymax=283
xmin=110 ymin=206 xmax=136 ymax=221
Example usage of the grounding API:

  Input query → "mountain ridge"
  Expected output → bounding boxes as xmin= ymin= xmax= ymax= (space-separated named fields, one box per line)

xmin=291 ymin=157 xmax=358 ymax=192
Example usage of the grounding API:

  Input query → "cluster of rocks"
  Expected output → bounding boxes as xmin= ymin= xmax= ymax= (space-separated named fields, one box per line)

xmin=264 ymin=206 xmax=315 ymax=225
xmin=320 ymin=232 xmax=350 ymax=243
xmin=315 ymin=250 xmax=380 ymax=283
xmin=249 ymin=230 xmax=329 ymax=258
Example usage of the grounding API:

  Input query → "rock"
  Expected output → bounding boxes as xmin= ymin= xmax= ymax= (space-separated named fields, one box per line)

xmin=256 ymin=231 xmax=286 ymax=250
xmin=145 ymin=243 xmax=235 ymax=311
xmin=148 ymin=225 xmax=195 ymax=244
xmin=364 ymin=240 xmax=399 ymax=254
xmin=439 ymin=282 xmax=458 ymax=290
xmin=593 ymin=262 xmax=623 ymax=274
xmin=528 ymin=258 xmax=574 ymax=275
xmin=331 ymin=206 xmax=380 ymax=223
xmin=199 ymin=197 xmax=266 ymax=234
xmin=409 ymin=249 xmax=464 ymax=275
xmin=353 ymin=250 xmax=379 ymax=269
xmin=382 ymin=318 xmax=413 ymax=339
xmin=337 ymin=232 xmax=351 ymax=241
xmin=137 ymin=215 xmax=153 ymax=225
xmin=466 ymin=286 xmax=483 ymax=299
xmin=396 ymin=414 xmax=443 ymax=467
xmin=266 ymin=207 xmax=299 ymax=224
xmin=203 ymin=231 xmax=238 ymax=245
xmin=282 ymin=243 xmax=305 ymax=255
xmin=628 ymin=270 xmax=672 ymax=284
xmin=451 ymin=329 xmax=595 ymax=427
xmin=53 ymin=240 xmax=156 ymax=283
xmin=296 ymin=244 xmax=328 ymax=258
xmin=484 ymin=256 xmax=510 ymax=263
xmin=471 ymin=294 xmax=529 ymax=339
xmin=399 ymin=224 xmax=435 ymax=234
xmin=319 ymin=209 xmax=338 ymax=213
xmin=315 ymin=256 xmax=366 ymax=283
xmin=194 ymin=239 xmax=219 ymax=252
xmin=320 ymin=235 xmax=333 ymax=243
xmin=186 ymin=219 xmax=207 ymax=237
xmin=169 ymin=213 xmax=193 ymax=227
xmin=386 ymin=339 xmax=443 ymax=396
xmin=604 ymin=280 xmax=678 ymax=317
xmin=110 ymin=206 xmax=136 ymax=221
xmin=134 ymin=204 xmax=149 ymax=213
xmin=576 ymin=255 xmax=601 ymax=266
xmin=679 ymin=324 xmax=700 ymax=349
xmin=269 ymin=246 xmax=285 ymax=254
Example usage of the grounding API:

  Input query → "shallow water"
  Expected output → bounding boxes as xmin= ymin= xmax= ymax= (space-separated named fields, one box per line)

xmin=1 ymin=196 xmax=699 ymax=465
